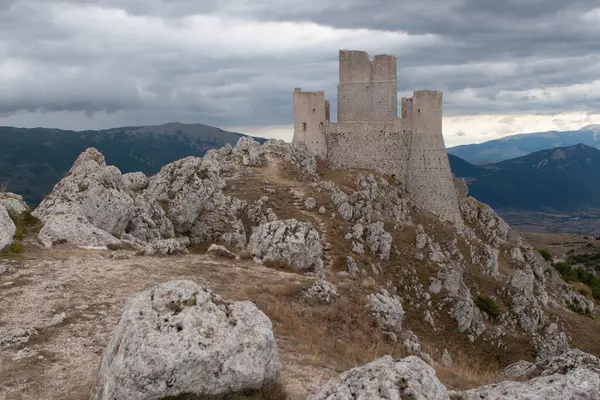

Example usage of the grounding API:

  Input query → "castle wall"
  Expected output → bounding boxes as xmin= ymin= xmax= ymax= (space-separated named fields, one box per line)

xmin=406 ymin=91 xmax=463 ymax=224
xmin=326 ymin=119 xmax=411 ymax=178
xmin=337 ymin=51 xmax=397 ymax=122
xmin=293 ymin=88 xmax=328 ymax=158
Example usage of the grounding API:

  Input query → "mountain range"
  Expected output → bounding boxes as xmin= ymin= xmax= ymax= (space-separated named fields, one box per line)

xmin=0 ymin=123 xmax=266 ymax=206
xmin=448 ymin=124 xmax=600 ymax=164
xmin=448 ymin=143 xmax=600 ymax=213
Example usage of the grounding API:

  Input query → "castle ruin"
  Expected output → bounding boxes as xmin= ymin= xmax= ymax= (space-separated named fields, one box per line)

xmin=292 ymin=50 xmax=462 ymax=224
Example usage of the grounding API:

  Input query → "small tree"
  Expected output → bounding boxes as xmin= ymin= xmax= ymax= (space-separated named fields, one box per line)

xmin=539 ymin=248 xmax=553 ymax=263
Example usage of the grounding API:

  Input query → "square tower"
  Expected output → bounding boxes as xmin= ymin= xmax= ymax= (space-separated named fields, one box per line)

xmin=337 ymin=50 xmax=398 ymax=122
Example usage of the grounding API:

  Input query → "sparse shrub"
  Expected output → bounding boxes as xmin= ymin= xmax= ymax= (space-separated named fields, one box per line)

xmin=5 ymin=240 xmax=23 ymax=254
xmin=538 ymin=248 xmax=553 ymax=263
xmin=263 ymin=259 xmax=299 ymax=273
xmin=475 ymin=295 xmax=500 ymax=318
xmin=579 ymin=288 xmax=590 ymax=297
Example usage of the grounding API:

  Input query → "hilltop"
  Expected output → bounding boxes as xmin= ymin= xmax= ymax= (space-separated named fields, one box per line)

xmin=1 ymin=138 xmax=599 ymax=399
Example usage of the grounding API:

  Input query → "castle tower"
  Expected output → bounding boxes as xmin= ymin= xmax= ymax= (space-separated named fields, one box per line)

xmin=406 ymin=91 xmax=463 ymax=224
xmin=337 ymin=50 xmax=398 ymax=122
xmin=293 ymin=88 xmax=328 ymax=158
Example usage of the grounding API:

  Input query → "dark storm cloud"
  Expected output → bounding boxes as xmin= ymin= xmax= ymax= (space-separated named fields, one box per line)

xmin=0 ymin=0 xmax=599 ymax=131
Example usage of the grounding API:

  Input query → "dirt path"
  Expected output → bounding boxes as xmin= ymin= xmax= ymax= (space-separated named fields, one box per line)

xmin=0 ymin=249 xmax=336 ymax=400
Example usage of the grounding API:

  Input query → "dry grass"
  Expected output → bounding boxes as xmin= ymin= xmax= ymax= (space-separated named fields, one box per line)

xmin=160 ymin=382 xmax=289 ymax=399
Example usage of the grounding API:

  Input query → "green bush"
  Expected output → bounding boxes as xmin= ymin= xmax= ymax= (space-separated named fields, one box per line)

xmin=539 ymin=248 xmax=553 ymax=263
xmin=475 ymin=295 xmax=501 ymax=318
xmin=5 ymin=240 xmax=23 ymax=254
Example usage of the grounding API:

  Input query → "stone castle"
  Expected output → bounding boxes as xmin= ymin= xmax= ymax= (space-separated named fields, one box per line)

xmin=292 ymin=49 xmax=462 ymax=224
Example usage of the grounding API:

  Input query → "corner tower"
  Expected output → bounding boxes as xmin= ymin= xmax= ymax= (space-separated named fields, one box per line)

xmin=337 ymin=50 xmax=398 ymax=122
xmin=406 ymin=91 xmax=463 ymax=224
xmin=293 ymin=88 xmax=328 ymax=158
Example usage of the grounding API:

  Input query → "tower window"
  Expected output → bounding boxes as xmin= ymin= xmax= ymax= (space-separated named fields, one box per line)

xmin=302 ymin=122 xmax=307 ymax=131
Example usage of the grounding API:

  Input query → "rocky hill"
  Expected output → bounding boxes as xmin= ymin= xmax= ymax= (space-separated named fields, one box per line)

xmin=1 ymin=138 xmax=599 ymax=399
xmin=448 ymin=124 xmax=600 ymax=164
xmin=0 ymin=123 xmax=265 ymax=207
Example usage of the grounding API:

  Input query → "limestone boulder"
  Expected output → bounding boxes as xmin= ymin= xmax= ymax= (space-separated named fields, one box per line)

xmin=365 ymin=222 xmax=392 ymax=261
xmin=247 ymin=219 xmax=324 ymax=271
xmin=0 ymin=205 xmax=16 ymax=251
xmin=122 ymin=172 xmax=148 ymax=192
xmin=367 ymin=289 xmax=405 ymax=334
xmin=90 ymin=280 xmax=281 ymax=400
xmin=143 ymin=156 xmax=226 ymax=235
xmin=124 ymin=195 xmax=175 ymax=244
xmin=307 ymin=355 xmax=449 ymax=400
xmin=304 ymin=280 xmax=338 ymax=303
xmin=135 ymin=237 xmax=190 ymax=256
xmin=0 ymin=192 xmax=30 ymax=219
xmin=262 ymin=139 xmax=317 ymax=175
xmin=33 ymin=148 xmax=134 ymax=244
xmin=37 ymin=214 xmax=121 ymax=248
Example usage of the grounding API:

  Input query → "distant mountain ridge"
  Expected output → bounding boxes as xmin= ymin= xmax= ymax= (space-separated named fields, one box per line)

xmin=448 ymin=124 xmax=600 ymax=164
xmin=449 ymin=143 xmax=600 ymax=213
xmin=0 ymin=122 xmax=266 ymax=206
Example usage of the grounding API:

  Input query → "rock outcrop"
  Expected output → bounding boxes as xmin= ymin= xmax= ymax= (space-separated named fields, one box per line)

xmin=247 ymin=219 xmax=324 ymax=271
xmin=33 ymin=148 xmax=133 ymax=247
xmin=0 ymin=205 xmax=16 ymax=251
xmin=90 ymin=280 xmax=281 ymax=400
xmin=307 ymin=355 xmax=449 ymax=400
xmin=0 ymin=192 xmax=30 ymax=220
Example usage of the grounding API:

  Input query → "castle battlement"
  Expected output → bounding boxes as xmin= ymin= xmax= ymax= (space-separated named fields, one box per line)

xmin=292 ymin=50 xmax=463 ymax=225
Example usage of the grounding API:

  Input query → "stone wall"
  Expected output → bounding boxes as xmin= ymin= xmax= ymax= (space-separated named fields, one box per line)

xmin=337 ymin=50 xmax=397 ymax=123
xmin=326 ymin=119 xmax=411 ymax=178
xmin=406 ymin=91 xmax=463 ymax=224
xmin=293 ymin=89 xmax=328 ymax=158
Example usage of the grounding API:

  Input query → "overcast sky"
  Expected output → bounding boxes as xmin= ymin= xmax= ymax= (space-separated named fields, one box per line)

xmin=1 ymin=0 xmax=600 ymax=146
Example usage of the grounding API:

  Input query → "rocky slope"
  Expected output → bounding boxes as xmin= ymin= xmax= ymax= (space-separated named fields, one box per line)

xmin=1 ymin=138 xmax=600 ymax=399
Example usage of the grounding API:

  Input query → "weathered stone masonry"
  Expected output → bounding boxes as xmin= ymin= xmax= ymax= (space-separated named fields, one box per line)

xmin=292 ymin=49 xmax=462 ymax=224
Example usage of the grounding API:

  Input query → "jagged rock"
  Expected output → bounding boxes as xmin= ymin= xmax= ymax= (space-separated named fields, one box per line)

xmin=37 ymin=214 xmax=121 ymax=248
xmin=504 ymin=360 xmax=537 ymax=378
xmin=367 ymin=289 xmax=405 ymax=334
xmin=337 ymin=202 xmax=354 ymax=220
xmin=415 ymin=225 xmax=428 ymax=250
xmin=307 ymin=355 xmax=449 ymax=400
xmin=122 ymin=172 xmax=148 ymax=192
xmin=0 ymin=192 xmax=29 ymax=219
xmin=90 ymin=280 xmax=281 ymax=400
xmin=535 ymin=323 xmax=570 ymax=362
xmin=318 ymin=206 xmax=326 ymax=214
xmin=401 ymin=330 xmax=421 ymax=353
xmin=441 ymin=349 xmax=453 ymax=366
xmin=125 ymin=195 xmax=175 ymax=244
xmin=262 ymin=139 xmax=316 ymax=175
xmin=205 ymin=244 xmax=237 ymax=259
xmin=304 ymin=197 xmax=317 ymax=210
xmin=144 ymin=156 xmax=226 ymax=235
xmin=346 ymin=256 xmax=361 ymax=277
xmin=135 ymin=237 xmax=190 ymax=256
xmin=247 ymin=219 xmax=323 ymax=271
xmin=567 ymin=289 xmax=594 ymax=315
xmin=33 ymin=148 xmax=134 ymax=242
xmin=365 ymin=222 xmax=392 ymax=261
xmin=459 ymin=355 xmax=600 ymax=399
xmin=0 ymin=205 xmax=16 ymax=251
xmin=453 ymin=175 xmax=469 ymax=197
xmin=304 ymin=280 xmax=339 ymax=303
xmin=538 ymin=349 xmax=600 ymax=376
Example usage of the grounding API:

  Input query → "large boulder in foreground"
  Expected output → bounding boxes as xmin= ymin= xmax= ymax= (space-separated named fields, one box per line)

xmin=90 ymin=280 xmax=281 ymax=400
xmin=248 ymin=219 xmax=324 ymax=271
xmin=307 ymin=355 xmax=449 ymax=400
xmin=0 ymin=205 xmax=16 ymax=251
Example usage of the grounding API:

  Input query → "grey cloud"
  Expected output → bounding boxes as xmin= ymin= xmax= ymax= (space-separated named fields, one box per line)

xmin=455 ymin=131 xmax=466 ymax=136
xmin=0 ymin=0 xmax=599 ymax=130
